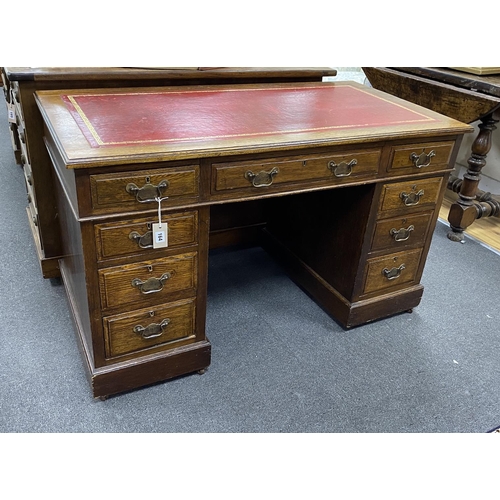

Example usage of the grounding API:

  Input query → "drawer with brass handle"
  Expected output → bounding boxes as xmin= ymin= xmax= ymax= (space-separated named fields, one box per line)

xmin=211 ymin=149 xmax=381 ymax=195
xmin=378 ymin=178 xmax=443 ymax=214
xmin=89 ymin=164 xmax=199 ymax=213
xmin=94 ymin=211 xmax=198 ymax=261
xmin=387 ymin=141 xmax=454 ymax=175
xmin=362 ymin=248 xmax=423 ymax=296
xmin=102 ymin=298 xmax=196 ymax=359
xmin=371 ymin=212 xmax=433 ymax=251
xmin=98 ymin=252 xmax=197 ymax=310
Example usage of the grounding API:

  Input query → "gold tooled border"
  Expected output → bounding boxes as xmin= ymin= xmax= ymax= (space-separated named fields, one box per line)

xmin=65 ymin=84 xmax=436 ymax=146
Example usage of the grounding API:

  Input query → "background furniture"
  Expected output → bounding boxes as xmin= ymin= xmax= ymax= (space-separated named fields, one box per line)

xmin=1 ymin=67 xmax=336 ymax=278
xmin=363 ymin=67 xmax=500 ymax=242
xmin=35 ymin=81 xmax=469 ymax=398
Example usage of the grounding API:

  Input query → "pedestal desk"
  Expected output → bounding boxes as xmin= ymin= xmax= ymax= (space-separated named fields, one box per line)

xmin=1 ymin=67 xmax=336 ymax=278
xmin=35 ymin=82 xmax=471 ymax=398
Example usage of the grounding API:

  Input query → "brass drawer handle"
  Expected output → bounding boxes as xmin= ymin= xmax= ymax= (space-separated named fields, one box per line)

xmin=245 ymin=167 xmax=279 ymax=187
xmin=382 ymin=264 xmax=406 ymax=280
xmin=129 ymin=230 xmax=153 ymax=249
xmin=400 ymin=189 xmax=424 ymax=206
xmin=126 ymin=179 xmax=169 ymax=203
xmin=410 ymin=150 xmax=435 ymax=168
xmin=328 ymin=159 xmax=357 ymax=177
xmin=133 ymin=318 xmax=171 ymax=339
xmin=131 ymin=272 xmax=171 ymax=294
xmin=390 ymin=225 xmax=415 ymax=242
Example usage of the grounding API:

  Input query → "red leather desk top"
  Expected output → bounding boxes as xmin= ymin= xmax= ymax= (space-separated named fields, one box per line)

xmin=35 ymin=82 xmax=471 ymax=167
xmin=61 ymin=84 xmax=436 ymax=148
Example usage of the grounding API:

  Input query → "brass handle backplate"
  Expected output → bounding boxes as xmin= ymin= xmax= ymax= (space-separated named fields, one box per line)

xmin=129 ymin=230 xmax=153 ymax=249
xmin=390 ymin=225 xmax=415 ymax=242
xmin=382 ymin=264 xmax=406 ymax=280
xmin=400 ymin=189 xmax=424 ymax=206
xmin=126 ymin=179 xmax=169 ymax=203
xmin=133 ymin=318 xmax=171 ymax=339
xmin=410 ymin=150 xmax=435 ymax=168
xmin=328 ymin=159 xmax=357 ymax=177
xmin=131 ymin=272 xmax=171 ymax=294
xmin=245 ymin=167 xmax=279 ymax=187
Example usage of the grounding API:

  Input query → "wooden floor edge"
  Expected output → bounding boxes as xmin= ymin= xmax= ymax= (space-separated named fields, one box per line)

xmin=439 ymin=192 xmax=500 ymax=254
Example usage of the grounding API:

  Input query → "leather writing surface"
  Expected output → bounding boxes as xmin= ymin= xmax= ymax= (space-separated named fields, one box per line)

xmin=62 ymin=85 xmax=436 ymax=148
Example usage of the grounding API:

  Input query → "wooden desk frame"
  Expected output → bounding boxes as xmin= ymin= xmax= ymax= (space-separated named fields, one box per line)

xmin=35 ymin=82 xmax=470 ymax=398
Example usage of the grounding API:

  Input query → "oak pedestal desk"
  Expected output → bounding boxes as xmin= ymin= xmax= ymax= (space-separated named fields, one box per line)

xmin=35 ymin=82 xmax=471 ymax=398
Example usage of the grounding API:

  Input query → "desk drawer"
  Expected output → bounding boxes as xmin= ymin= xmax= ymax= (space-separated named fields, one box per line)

xmin=387 ymin=141 xmax=454 ymax=175
xmin=98 ymin=252 xmax=197 ymax=310
xmin=371 ymin=212 xmax=433 ymax=252
xmin=95 ymin=211 xmax=198 ymax=261
xmin=379 ymin=178 xmax=443 ymax=214
xmin=362 ymin=248 xmax=423 ymax=295
xmin=211 ymin=149 xmax=380 ymax=194
xmin=90 ymin=164 xmax=199 ymax=212
xmin=103 ymin=298 xmax=196 ymax=359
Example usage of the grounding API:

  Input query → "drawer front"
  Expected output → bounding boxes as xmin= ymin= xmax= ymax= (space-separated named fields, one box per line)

xmin=10 ymin=83 xmax=24 ymax=122
xmin=90 ymin=165 xmax=199 ymax=211
xmin=103 ymin=298 xmax=196 ymax=359
xmin=8 ymin=123 xmax=21 ymax=152
xmin=95 ymin=211 xmax=198 ymax=261
xmin=387 ymin=141 xmax=454 ymax=174
xmin=212 ymin=149 xmax=380 ymax=194
xmin=379 ymin=178 xmax=443 ymax=214
xmin=363 ymin=248 xmax=423 ymax=295
xmin=99 ymin=252 xmax=197 ymax=310
xmin=371 ymin=212 xmax=433 ymax=252
xmin=27 ymin=198 xmax=38 ymax=228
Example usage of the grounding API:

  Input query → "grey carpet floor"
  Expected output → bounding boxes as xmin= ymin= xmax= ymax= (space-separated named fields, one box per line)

xmin=1 ymin=93 xmax=500 ymax=433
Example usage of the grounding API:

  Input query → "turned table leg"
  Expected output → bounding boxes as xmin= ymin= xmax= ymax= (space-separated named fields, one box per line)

xmin=447 ymin=114 xmax=499 ymax=242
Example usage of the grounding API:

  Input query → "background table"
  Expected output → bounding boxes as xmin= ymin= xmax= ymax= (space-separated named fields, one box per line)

xmin=363 ymin=67 xmax=500 ymax=242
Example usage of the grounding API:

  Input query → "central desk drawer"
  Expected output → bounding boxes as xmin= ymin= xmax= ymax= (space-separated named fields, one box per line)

xmin=103 ymin=298 xmax=196 ymax=359
xmin=90 ymin=164 xmax=199 ymax=212
xmin=211 ymin=149 xmax=380 ymax=194
xmin=98 ymin=252 xmax=197 ymax=310
xmin=94 ymin=211 xmax=198 ymax=261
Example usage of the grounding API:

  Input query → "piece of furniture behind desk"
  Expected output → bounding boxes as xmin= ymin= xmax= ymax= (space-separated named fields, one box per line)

xmin=1 ymin=67 xmax=337 ymax=278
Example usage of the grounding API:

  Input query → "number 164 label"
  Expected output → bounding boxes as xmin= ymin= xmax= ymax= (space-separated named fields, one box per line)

xmin=152 ymin=223 xmax=168 ymax=249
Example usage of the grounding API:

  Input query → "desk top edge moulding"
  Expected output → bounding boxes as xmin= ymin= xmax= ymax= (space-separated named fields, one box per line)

xmin=34 ymin=80 xmax=471 ymax=398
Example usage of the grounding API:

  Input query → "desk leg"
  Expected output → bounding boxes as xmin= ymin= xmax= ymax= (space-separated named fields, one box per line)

xmin=447 ymin=114 xmax=499 ymax=242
